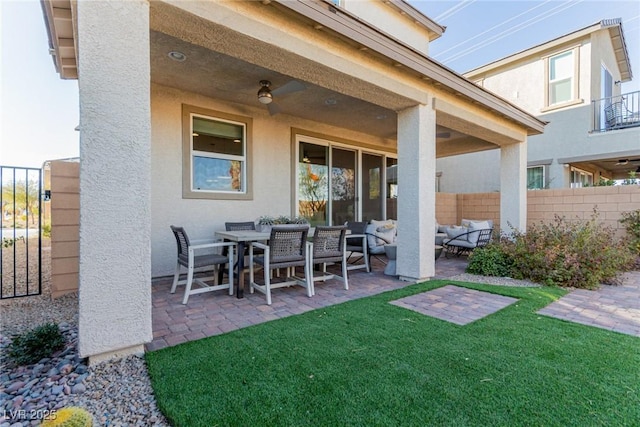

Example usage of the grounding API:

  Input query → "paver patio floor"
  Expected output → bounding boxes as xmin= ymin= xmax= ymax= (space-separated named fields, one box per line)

xmin=149 ymin=257 xmax=640 ymax=352
xmin=537 ymin=271 xmax=640 ymax=337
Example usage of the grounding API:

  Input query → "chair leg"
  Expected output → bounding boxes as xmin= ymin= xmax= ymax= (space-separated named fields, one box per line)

xmin=182 ymin=265 xmax=195 ymax=305
xmin=304 ymin=257 xmax=312 ymax=298
xmin=170 ymin=262 xmax=181 ymax=294
xmin=264 ymin=267 xmax=272 ymax=305
xmin=342 ymin=256 xmax=349 ymax=291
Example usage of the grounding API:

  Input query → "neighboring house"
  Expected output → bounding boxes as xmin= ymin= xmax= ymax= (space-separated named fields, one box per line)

xmin=41 ymin=0 xmax=544 ymax=363
xmin=436 ymin=19 xmax=639 ymax=192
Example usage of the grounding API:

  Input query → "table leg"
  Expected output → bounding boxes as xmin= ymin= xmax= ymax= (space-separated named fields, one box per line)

xmin=236 ymin=241 xmax=245 ymax=298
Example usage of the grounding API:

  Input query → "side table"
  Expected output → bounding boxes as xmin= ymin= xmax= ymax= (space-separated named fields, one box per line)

xmin=384 ymin=244 xmax=397 ymax=276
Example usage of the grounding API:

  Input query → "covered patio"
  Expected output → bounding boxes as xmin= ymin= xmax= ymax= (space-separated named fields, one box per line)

xmin=42 ymin=0 xmax=544 ymax=363
xmin=148 ymin=256 xmax=469 ymax=351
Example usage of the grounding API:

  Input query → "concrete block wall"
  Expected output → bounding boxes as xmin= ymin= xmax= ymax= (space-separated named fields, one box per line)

xmin=528 ymin=186 xmax=640 ymax=238
xmin=435 ymin=193 xmax=457 ymax=226
xmin=458 ymin=192 xmax=501 ymax=230
xmin=436 ymin=186 xmax=640 ymax=238
xmin=49 ymin=160 xmax=80 ymax=299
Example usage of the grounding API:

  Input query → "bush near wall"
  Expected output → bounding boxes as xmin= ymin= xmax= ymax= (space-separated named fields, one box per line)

xmin=467 ymin=212 xmax=635 ymax=289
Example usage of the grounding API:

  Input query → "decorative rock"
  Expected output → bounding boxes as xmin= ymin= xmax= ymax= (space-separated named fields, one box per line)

xmin=1 ymin=295 xmax=170 ymax=426
xmin=71 ymin=383 xmax=86 ymax=394
xmin=6 ymin=382 xmax=25 ymax=393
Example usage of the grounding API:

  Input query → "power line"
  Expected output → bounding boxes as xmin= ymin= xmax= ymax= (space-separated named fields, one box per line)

xmin=434 ymin=0 xmax=553 ymax=58
xmin=434 ymin=0 xmax=477 ymax=22
xmin=440 ymin=0 xmax=584 ymax=64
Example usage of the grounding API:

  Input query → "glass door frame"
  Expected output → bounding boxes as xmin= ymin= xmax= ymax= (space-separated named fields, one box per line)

xmin=294 ymin=133 xmax=396 ymax=225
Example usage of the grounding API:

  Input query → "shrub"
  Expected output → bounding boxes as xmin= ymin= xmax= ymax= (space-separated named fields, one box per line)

xmin=42 ymin=222 xmax=52 ymax=238
xmin=41 ymin=406 xmax=93 ymax=427
xmin=501 ymin=212 xmax=635 ymax=289
xmin=466 ymin=244 xmax=515 ymax=277
xmin=8 ymin=322 xmax=65 ymax=366
xmin=620 ymin=209 xmax=640 ymax=255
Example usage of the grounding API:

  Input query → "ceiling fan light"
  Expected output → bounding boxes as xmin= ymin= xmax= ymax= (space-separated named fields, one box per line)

xmin=257 ymin=80 xmax=273 ymax=104
xmin=258 ymin=88 xmax=272 ymax=104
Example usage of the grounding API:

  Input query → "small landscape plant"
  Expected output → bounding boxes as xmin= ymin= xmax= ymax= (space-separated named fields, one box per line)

xmin=466 ymin=243 xmax=515 ymax=277
xmin=2 ymin=236 xmax=25 ymax=248
xmin=8 ymin=322 xmax=65 ymax=366
xmin=41 ymin=406 xmax=93 ymax=427
xmin=620 ymin=209 xmax=640 ymax=256
xmin=257 ymin=215 xmax=309 ymax=225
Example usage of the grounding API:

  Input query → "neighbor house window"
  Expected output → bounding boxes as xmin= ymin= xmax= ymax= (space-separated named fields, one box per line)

xmin=570 ymin=167 xmax=593 ymax=188
xmin=182 ymin=105 xmax=252 ymax=200
xmin=546 ymin=49 xmax=578 ymax=107
xmin=527 ymin=166 xmax=545 ymax=190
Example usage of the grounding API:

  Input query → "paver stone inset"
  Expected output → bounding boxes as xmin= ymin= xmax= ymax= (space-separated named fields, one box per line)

xmin=390 ymin=284 xmax=518 ymax=325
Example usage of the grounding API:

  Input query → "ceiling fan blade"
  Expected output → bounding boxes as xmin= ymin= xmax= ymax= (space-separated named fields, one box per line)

xmin=267 ymin=102 xmax=282 ymax=116
xmin=272 ymin=80 xmax=306 ymax=96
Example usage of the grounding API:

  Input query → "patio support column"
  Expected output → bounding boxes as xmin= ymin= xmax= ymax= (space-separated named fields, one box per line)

xmin=500 ymin=140 xmax=527 ymax=233
xmin=396 ymin=103 xmax=436 ymax=282
xmin=76 ymin=0 xmax=152 ymax=363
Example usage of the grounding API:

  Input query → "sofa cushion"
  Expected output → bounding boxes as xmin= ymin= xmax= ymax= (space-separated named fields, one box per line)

xmin=445 ymin=225 xmax=467 ymax=240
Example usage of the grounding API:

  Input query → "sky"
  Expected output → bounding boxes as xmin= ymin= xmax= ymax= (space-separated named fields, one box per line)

xmin=1 ymin=0 xmax=639 ymax=169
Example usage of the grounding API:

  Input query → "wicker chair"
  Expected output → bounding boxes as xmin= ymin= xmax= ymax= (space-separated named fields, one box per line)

xmin=248 ymin=226 xmax=312 ymax=305
xmin=308 ymin=225 xmax=348 ymax=295
xmin=344 ymin=221 xmax=370 ymax=272
xmin=170 ymin=225 xmax=235 ymax=304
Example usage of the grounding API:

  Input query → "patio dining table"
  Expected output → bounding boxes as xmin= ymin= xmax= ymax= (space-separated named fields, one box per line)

xmin=215 ymin=229 xmax=271 ymax=298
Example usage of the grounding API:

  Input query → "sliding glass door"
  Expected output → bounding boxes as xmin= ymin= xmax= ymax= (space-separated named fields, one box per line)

xmin=331 ymin=147 xmax=357 ymax=225
xmin=298 ymin=142 xmax=328 ymax=226
xmin=362 ymin=153 xmax=383 ymax=222
xmin=297 ymin=137 xmax=395 ymax=225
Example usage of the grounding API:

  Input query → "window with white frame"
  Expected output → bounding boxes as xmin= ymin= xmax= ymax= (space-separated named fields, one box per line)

xmin=527 ymin=166 xmax=545 ymax=190
xmin=182 ymin=105 xmax=251 ymax=199
xmin=570 ymin=167 xmax=593 ymax=188
xmin=547 ymin=50 xmax=576 ymax=106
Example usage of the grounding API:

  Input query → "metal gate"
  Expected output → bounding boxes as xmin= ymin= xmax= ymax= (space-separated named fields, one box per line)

xmin=1 ymin=165 xmax=42 ymax=298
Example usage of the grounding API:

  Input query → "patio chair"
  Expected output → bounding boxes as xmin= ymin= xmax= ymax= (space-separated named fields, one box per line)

xmin=364 ymin=220 xmax=397 ymax=266
xmin=217 ymin=221 xmax=262 ymax=283
xmin=248 ymin=225 xmax=312 ymax=305
xmin=344 ymin=221 xmax=370 ymax=272
xmin=308 ymin=225 xmax=348 ymax=295
xmin=604 ymin=100 xmax=640 ymax=129
xmin=443 ymin=226 xmax=493 ymax=258
xmin=170 ymin=225 xmax=235 ymax=304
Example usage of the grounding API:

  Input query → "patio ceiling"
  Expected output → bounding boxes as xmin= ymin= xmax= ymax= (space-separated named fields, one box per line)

xmin=42 ymin=0 xmax=543 ymax=158
xmin=150 ymin=30 xmax=494 ymax=156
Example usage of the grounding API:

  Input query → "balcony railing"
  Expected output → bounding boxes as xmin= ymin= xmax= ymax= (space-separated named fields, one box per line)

xmin=591 ymin=90 xmax=640 ymax=132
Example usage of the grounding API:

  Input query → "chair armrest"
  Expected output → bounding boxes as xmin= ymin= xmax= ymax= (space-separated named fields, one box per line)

xmin=189 ymin=241 xmax=236 ymax=251
xmin=251 ymin=241 xmax=269 ymax=251
xmin=365 ymin=231 xmax=393 ymax=246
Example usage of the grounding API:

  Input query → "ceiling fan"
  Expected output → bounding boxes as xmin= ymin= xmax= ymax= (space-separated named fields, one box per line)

xmin=257 ymin=80 xmax=306 ymax=116
xmin=612 ymin=158 xmax=640 ymax=165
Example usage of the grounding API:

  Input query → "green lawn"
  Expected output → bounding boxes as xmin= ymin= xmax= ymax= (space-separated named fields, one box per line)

xmin=146 ymin=281 xmax=640 ymax=426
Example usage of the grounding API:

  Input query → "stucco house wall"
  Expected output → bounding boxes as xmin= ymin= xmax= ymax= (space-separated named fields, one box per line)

xmin=342 ymin=0 xmax=433 ymax=56
xmin=439 ymin=21 xmax=639 ymax=193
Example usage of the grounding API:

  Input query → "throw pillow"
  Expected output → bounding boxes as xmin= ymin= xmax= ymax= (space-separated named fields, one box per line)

xmin=467 ymin=221 xmax=491 ymax=245
xmin=366 ymin=221 xmax=396 ymax=247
